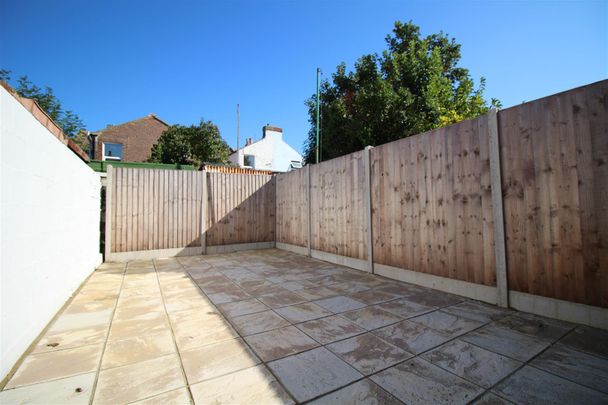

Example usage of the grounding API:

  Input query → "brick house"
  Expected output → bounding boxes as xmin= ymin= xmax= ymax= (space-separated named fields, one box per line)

xmin=92 ymin=114 xmax=169 ymax=162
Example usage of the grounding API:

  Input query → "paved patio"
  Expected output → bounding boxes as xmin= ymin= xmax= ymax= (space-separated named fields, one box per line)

xmin=1 ymin=249 xmax=607 ymax=404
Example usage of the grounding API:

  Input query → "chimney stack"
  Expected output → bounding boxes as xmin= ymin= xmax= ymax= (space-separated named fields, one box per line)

xmin=246 ymin=138 xmax=253 ymax=146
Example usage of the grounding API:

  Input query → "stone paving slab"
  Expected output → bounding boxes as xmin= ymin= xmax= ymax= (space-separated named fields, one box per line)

xmin=326 ymin=333 xmax=413 ymax=375
xmin=493 ymin=365 xmax=608 ymax=404
xmin=6 ymin=344 xmax=103 ymax=389
xmin=190 ymin=365 xmax=294 ymax=405
xmin=313 ymin=296 xmax=367 ymax=313
xmin=180 ymin=338 xmax=260 ymax=384
xmin=422 ymin=339 xmax=522 ymax=388
xmin=245 ymin=326 xmax=319 ymax=362
xmin=230 ymin=310 xmax=291 ymax=336
xmin=308 ymin=379 xmax=402 ymax=405
xmin=274 ymin=302 xmax=333 ymax=323
xmin=460 ymin=322 xmax=552 ymax=362
xmin=559 ymin=325 xmax=608 ymax=358
xmin=531 ymin=343 xmax=608 ymax=393
xmin=370 ymin=357 xmax=484 ymax=404
xmin=2 ymin=249 xmax=607 ymax=405
xmin=296 ymin=315 xmax=366 ymax=344
xmin=0 ymin=372 xmax=96 ymax=404
xmin=93 ymin=354 xmax=185 ymax=404
xmin=267 ymin=347 xmax=362 ymax=402
xmin=373 ymin=320 xmax=452 ymax=354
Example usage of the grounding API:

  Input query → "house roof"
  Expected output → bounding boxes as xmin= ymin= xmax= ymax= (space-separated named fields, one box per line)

xmin=93 ymin=114 xmax=169 ymax=135
xmin=0 ymin=81 xmax=90 ymax=162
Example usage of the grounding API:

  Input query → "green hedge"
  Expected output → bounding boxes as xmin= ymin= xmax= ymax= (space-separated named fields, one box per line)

xmin=89 ymin=160 xmax=197 ymax=172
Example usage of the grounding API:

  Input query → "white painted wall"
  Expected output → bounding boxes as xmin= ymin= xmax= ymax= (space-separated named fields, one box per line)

xmin=229 ymin=128 xmax=303 ymax=172
xmin=0 ymin=87 xmax=102 ymax=379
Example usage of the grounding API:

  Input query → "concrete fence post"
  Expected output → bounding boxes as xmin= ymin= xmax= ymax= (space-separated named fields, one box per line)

xmin=104 ymin=165 xmax=113 ymax=260
xmin=200 ymin=169 xmax=207 ymax=255
xmin=488 ymin=108 xmax=509 ymax=307
xmin=307 ymin=164 xmax=312 ymax=257
xmin=364 ymin=146 xmax=374 ymax=274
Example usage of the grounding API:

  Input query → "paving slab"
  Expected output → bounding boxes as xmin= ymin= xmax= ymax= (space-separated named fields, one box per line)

xmin=190 ymin=365 xmax=294 ymax=405
xmin=493 ymin=365 xmax=608 ymax=404
xmin=6 ymin=344 xmax=103 ymax=389
xmin=375 ymin=297 xmax=435 ymax=319
xmin=170 ymin=311 xmax=238 ymax=351
xmin=373 ymin=320 xmax=451 ymax=354
xmin=207 ymin=289 xmax=252 ymax=305
xmin=297 ymin=315 xmax=366 ymax=344
xmin=245 ymin=326 xmax=319 ymax=362
xmin=267 ymin=347 xmax=362 ymax=403
xmin=327 ymin=333 xmax=413 ymax=375
xmin=441 ymin=300 xmax=512 ymax=323
xmin=410 ymin=310 xmax=484 ymax=338
xmin=217 ymin=298 xmax=268 ymax=318
xmin=497 ymin=314 xmax=573 ymax=342
xmin=230 ymin=310 xmax=291 ymax=336
xmin=371 ymin=357 xmax=483 ymax=404
xmin=531 ymin=343 xmax=608 ymax=393
xmin=33 ymin=323 xmax=109 ymax=354
xmin=130 ymin=387 xmax=191 ymax=405
xmin=93 ymin=354 xmax=185 ymax=404
xmin=461 ymin=322 xmax=552 ymax=362
xmin=422 ymin=339 xmax=522 ymax=388
xmin=101 ymin=330 xmax=175 ymax=369
xmin=108 ymin=313 xmax=170 ymax=342
xmin=472 ymin=392 xmax=514 ymax=404
xmin=308 ymin=379 xmax=402 ymax=405
xmin=340 ymin=306 xmax=403 ymax=330
xmin=258 ymin=290 xmax=308 ymax=308
xmin=180 ymin=338 xmax=260 ymax=384
xmin=0 ymin=372 xmax=95 ymax=405
xmin=296 ymin=286 xmax=341 ymax=301
xmin=348 ymin=289 xmax=400 ymax=305
xmin=274 ymin=302 xmax=333 ymax=323
xmin=403 ymin=289 xmax=465 ymax=307
xmin=313 ymin=296 xmax=367 ymax=313
xmin=559 ymin=325 xmax=608 ymax=358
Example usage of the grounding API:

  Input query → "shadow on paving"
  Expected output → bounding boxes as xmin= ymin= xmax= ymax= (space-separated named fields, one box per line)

xmin=1 ymin=248 xmax=607 ymax=404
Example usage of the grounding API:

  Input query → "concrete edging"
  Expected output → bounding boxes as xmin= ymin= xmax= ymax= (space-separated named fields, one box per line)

xmin=373 ymin=263 xmax=499 ymax=305
xmin=205 ymin=241 xmax=275 ymax=254
xmin=275 ymin=242 xmax=608 ymax=330
xmin=509 ymin=291 xmax=608 ymax=330
xmin=106 ymin=247 xmax=203 ymax=261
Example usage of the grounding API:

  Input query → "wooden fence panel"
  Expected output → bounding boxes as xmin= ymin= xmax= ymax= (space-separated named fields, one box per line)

xmin=370 ymin=115 xmax=496 ymax=286
xmin=109 ymin=168 xmax=203 ymax=253
xmin=276 ymin=168 xmax=308 ymax=247
xmin=500 ymin=80 xmax=608 ymax=307
xmin=310 ymin=151 xmax=368 ymax=261
xmin=205 ymin=172 xmax=275 ymax=246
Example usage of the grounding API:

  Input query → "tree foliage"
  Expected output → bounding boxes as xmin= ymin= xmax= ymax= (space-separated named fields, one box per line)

xmin=1 ymin=69 xmax=85 ymax=137
xmin=304 ymin=21 xmax=501 ymax=163
xmin=148 ymin=119 xmax=231 ymax=166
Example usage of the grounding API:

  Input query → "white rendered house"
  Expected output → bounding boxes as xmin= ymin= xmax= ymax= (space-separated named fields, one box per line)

xmin=229 ymin=125 xmax=303 ymax=172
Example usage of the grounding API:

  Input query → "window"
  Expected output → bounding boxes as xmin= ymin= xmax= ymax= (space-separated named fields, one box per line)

xmin=244 ymin=155 xmax=254 ymax=167
xmin=103 ymin=142 xmax=123 ymax=161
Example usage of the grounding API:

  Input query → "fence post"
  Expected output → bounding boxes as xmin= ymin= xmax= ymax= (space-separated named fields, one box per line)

xmin=104 ymin=165 xmax=113 ymax=260
xmin=200 ymin=169 xmax=207 ymax=255
xmin=307 ymin=164 xmax=312 ymax=257
xmin=488 ymin=108 xmax=509 ymax=307
xmin=364 ymin=146 xmax=374 ymax=274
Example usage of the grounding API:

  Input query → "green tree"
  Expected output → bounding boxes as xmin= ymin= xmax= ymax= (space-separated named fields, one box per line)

xmin=304 ymin=21 xmax=501 ymax=163
xmin=148 ymin=119 xmax=231 ymax=166
xmin=1 ymin=69 xmax=85 ymax=137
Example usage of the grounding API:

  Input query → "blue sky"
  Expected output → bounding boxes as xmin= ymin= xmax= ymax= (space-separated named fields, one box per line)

xmin=1 ymin=0 xmax=606 ymax=153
